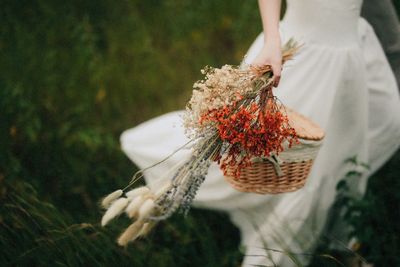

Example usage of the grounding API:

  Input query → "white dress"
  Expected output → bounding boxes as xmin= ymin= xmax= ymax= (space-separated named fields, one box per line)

xmin=120 ymin=0 xmax=400 ymax=265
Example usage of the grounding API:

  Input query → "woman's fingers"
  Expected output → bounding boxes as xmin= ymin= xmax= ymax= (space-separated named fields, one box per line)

xmin=273 ymin=75 xmax=281 ymax=87
xmin=271 ymin=62 xmax=282 ymax=87
xmin=250 ymin=61 xmax=281 ymax=87
xmin=250 ymin=47 xmax=282 ymax=87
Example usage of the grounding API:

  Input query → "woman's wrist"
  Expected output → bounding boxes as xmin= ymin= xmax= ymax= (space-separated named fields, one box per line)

xmin=264 ymin=31 xmax=281 ymax=45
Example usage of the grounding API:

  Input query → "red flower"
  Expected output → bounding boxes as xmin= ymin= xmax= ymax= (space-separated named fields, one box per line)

xmin=199 ymin=92 xmax=298 ymax=178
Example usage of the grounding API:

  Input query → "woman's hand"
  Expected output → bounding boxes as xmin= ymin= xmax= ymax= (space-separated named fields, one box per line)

xmin=251 ymin=35 xmax=282 ymax=87
xmin=255 ymin=0 xmax=282 ymax=87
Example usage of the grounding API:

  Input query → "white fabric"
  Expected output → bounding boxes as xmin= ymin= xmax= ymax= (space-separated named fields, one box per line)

xmin=120 ymin=0 xmax=400 ymax=265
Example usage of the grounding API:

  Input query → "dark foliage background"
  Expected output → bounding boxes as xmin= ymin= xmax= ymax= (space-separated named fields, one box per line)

xmin=0 ymin=0 xmax=399 ymax=266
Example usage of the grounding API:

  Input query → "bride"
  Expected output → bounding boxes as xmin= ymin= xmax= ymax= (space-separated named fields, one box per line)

xmin=120 ymin=0 xmax=400 ymax=266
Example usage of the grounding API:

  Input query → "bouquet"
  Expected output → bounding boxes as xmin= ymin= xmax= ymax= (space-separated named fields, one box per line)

xmin=100 ymin=40 xmax=301 ymax=246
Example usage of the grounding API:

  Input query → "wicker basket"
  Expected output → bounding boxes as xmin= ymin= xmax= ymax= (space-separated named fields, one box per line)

xmin=224 ymin=107 xmax=325 ymax=194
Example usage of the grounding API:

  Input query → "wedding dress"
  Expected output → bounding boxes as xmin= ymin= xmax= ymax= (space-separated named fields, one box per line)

xmin=120 ymin=0 xmax=400 ymax=265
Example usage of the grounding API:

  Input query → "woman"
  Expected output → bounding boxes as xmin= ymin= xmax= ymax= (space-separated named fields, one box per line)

xmin=121 ymin=0 xmax=400 ymax=265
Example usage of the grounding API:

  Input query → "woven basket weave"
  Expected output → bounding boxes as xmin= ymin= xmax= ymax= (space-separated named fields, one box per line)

xmin=224 ymin=107 xmax=325 ymax=194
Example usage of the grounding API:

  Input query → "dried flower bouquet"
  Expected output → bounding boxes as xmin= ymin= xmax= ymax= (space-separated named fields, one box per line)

xmin=100 ymin=40 xmax=300 ymax=246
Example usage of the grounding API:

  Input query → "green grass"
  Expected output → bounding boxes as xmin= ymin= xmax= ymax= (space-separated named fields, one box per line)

xmin=1 ymin=181 xmax=242 ymax=266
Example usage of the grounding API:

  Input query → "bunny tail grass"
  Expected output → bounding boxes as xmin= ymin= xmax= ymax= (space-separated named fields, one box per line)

xmin=117 ymin=220 xmax=146 ymax=246
xmin=126 ymin=196 xmax=145 ymax=218
xmin=138 ymin=199 xmax=155 ymax=220
xmin=125 ymin=186 xmax=150 ymax=199
xmin=101 ymin=189 xmax=123 ymax=209
xmin=138 ymin=222 xmax=156 ymax=237
xmin=101 ymin=198 xmax=128 ymax=226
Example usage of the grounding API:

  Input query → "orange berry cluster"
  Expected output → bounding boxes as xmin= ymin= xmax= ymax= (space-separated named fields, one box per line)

xmin=200 ymin=98 xmax=297 ymax=177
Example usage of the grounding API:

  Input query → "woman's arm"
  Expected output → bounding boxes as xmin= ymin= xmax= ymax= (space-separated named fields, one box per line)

xmin=252 ymin=0 xmax=282 ymax=87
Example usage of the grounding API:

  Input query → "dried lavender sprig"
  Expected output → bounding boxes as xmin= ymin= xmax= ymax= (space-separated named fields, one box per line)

xmin=151 ymin=136 xmax=220 ymax=220
xmin=180 ymin=158 xmax=212 ymax=215
xmin=154 ymin=160 xmax=191 ymax=212
xmin=150 ymin=172 xmax=193 ymax=221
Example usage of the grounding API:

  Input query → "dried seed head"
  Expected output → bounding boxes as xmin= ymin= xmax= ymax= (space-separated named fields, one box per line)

xmin=101 ymin=189 xmax=123 ymax=209
xmin=117 ymin=220 xmax=145 ymax=246
xmin=125 ymin=186 xmax=150 ymax=199
xmin=138 ymin=222 xmax=155 ymax=237
xmin=101 ymin=198 xmax=129 ymax=227
xmin=125 ymin=195 xmax=145 ymax=218
xmin=138 ymin=199 xmax=155 ymax=220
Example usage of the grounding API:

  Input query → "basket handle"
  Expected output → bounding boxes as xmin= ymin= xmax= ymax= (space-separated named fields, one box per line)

xmin=265 ymin=154 xmax=284 ymax=177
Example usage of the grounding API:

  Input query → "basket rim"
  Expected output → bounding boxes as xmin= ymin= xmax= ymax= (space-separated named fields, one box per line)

xmin=282 ymin=106 xmax=325 ymax=141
